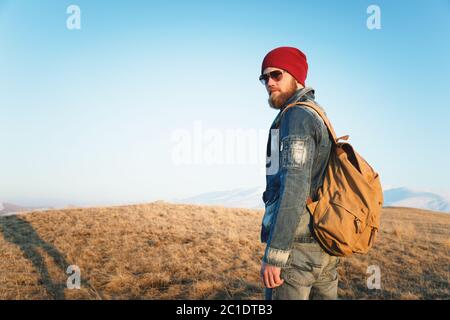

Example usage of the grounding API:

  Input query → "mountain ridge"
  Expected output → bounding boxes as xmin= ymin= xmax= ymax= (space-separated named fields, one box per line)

xmin=174 ymin=186 xmax=450 ymax=213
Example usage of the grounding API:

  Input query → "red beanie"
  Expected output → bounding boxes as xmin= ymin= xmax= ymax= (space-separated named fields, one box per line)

xmin=261 ymin=47 xmax=308 ymax=86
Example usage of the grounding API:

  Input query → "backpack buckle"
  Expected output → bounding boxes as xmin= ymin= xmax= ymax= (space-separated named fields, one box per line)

xmin=355 ymin=218 xmax=363 ymax=233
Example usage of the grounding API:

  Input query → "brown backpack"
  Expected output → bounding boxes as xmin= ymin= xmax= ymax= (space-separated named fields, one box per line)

xmin=281 ymin=101 xmax=384 ymax=257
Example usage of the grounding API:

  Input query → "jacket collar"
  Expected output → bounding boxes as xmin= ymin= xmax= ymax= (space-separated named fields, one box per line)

xmin=283 ymin=86 xmax=315 ymax=109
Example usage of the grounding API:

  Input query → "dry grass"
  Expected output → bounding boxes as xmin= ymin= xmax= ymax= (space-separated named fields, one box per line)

xmin=0 ymin=202 xmax=449 ymax=300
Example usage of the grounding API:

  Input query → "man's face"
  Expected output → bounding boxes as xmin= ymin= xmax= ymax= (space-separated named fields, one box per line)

xmin=262 ymin=67 xmax=298 ymax=110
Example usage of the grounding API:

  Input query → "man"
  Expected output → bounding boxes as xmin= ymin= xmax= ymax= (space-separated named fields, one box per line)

xmin=259 ymin=46 xmax=340 ymax=300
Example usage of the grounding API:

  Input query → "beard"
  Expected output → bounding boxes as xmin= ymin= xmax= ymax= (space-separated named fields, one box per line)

xmin=268 ymin=78 xmax=298 ymax=110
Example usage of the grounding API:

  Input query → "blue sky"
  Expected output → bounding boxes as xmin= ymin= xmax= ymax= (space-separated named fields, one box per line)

xmin=0 ymin=0 xmax=449 ymax=207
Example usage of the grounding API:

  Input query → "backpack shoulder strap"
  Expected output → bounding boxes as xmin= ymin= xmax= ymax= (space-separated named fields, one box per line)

xmin=281 ymin=101 xmax=348 ymax=146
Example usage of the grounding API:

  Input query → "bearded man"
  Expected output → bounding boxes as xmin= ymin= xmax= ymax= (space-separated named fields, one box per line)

xmin=259 ymin=46 xmax=340 ymax=300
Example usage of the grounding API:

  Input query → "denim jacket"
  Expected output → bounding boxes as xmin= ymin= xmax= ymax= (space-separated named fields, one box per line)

xmin=261 ymin=87 xmax=332 ymax=267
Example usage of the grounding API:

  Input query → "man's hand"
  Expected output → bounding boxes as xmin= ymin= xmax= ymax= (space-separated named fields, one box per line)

xmin=260 ymin=261 xmax=284 ymax=288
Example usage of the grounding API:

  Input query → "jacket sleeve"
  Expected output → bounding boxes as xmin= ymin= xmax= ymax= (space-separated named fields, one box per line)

xmin=262 ymin=106 xmax=319 ymax=267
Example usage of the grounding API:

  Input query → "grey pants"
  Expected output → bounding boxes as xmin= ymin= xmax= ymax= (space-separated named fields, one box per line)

xmin=265 ymin=241 xmax=340 ymax=300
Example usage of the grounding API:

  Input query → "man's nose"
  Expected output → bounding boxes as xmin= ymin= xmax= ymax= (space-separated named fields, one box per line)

xmin=266 ymin=76 xmax=277 ymax=87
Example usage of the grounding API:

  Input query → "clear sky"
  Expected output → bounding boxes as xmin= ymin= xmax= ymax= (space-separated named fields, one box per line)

xmin=1 ymin=0 xmax=449 ymax=207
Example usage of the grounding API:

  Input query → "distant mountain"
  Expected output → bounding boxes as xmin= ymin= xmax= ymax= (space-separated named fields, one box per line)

xmin=176 ymin=186 xmax=450 ymax=213
xmin=383 ymin=187 xmax=450 ymax=213
xmin=174 ymin=186 xmax=265 ymax=209
xmin=3 ymin=186 xmax=449 ymax=216
xmin=0 ymin=202 xmax=52 ymax=216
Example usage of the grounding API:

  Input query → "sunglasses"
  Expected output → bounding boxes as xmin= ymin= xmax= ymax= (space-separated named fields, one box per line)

xmin=259 ymin=70 xmax=285 ymax=85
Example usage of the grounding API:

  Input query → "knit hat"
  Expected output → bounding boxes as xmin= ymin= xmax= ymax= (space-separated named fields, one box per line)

xmin=261 ymin=46 xmax=308 ymax=86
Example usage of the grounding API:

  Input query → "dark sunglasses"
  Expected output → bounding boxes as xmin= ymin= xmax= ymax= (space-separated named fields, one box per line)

xmin=259 ymin=70 xmax=285 ymax=85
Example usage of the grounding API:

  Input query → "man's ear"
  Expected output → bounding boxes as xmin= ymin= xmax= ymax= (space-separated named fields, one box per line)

xmin=296 ymin=82 xmax=304 ymax=90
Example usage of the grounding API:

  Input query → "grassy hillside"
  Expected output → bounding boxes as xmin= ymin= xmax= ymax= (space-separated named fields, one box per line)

xmin=0 ymin=202 xmax=448 ymax=299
